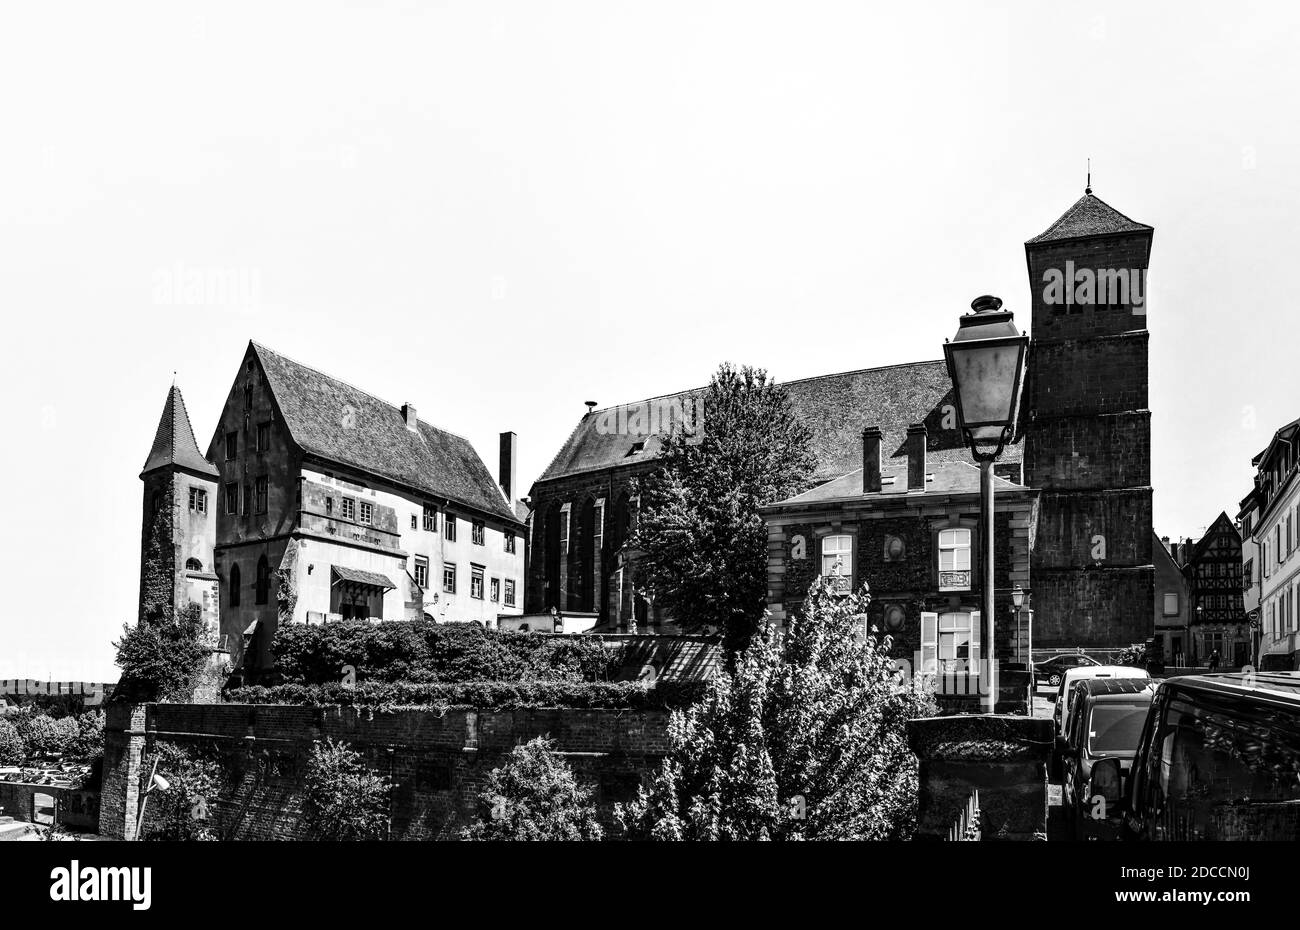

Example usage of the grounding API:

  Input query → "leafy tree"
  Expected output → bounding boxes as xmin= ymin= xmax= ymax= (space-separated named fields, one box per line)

xmin=302 ymin=738 xmax=391 ymax=840
xmin=50 ymin=716 xmax=79 ymax=754
xmin=618 ymin=579 xmax=936 ymax=840
xmin=69 ymin=711 xmax=105 ymax=759
xmin=0 ymin=719 xmax=23 ymax=765
xmin=20 ymin=714 xmax=61 ymax=757
xmin=637 ymin=363 xmax=817 ymax=657
xmin=113 ymin=602 xmax=209 ymax=702
xmin=462 ymin=737 xmax=603 ymax=841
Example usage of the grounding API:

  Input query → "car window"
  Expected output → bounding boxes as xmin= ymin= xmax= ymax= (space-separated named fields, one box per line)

xmin=1150 ymin=693 xmax=1300 ymax=840
xmin=1088 ymin=701 xmax=1150 ymax=754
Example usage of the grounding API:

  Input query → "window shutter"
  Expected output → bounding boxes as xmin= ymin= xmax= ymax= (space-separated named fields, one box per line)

xmin=969 ymin=610 xmax=982 ymax=668
xmin=920 ymin=612 xmax=938 ymax=676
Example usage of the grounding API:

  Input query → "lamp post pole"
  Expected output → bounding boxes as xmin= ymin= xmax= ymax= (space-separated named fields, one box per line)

xmin=981 ymin=459 xmax=996 ymax=713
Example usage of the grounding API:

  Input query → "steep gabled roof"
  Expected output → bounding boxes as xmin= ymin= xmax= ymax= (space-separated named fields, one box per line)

xmin=535 ymin=360 xmax=1020 ymax=486
xmin=1026 ymin=192 xmax=1152 ymax=244
xmin=142 ymin=385 xmax=219 ymax=478
xmin=251 ymin=343 xmax=521 ymax=526
xmin=1188 ymin=511 xmax=1240 ymax=564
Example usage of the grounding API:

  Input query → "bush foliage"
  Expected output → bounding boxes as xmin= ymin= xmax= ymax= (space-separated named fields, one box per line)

xmin=302 ymin=738 xmax=391 ymax=841
xmin=140 ymin=743 xmax=224 ymax=841
xmin=270 ymin=620 xmax=620 ymax=687
xmin=223 ymin=679 xmax=708 ymax=711
xmin=618 ymin=579 xmax=936 ymax=840
xmin=113 ymin=602 xmax=209 ymax=702
xmin=462 ymin=737 xmax=603 ymax=841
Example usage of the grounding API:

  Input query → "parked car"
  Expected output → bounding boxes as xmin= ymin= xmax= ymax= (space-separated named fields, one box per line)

xmin=1034 ymin=653 xmax=1099 ymax=687
xmin=1059 ymin=678 xmax=1157 ymax=840
xmin=1050 ymin=664 xmax=1149 ymax=780
xmin=1103 ymin=671 xmax=1300 ymax=841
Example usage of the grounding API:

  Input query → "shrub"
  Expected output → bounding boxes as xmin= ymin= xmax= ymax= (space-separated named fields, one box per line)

xmin=270 ymin=620 xmax=620 ymax=686
xmin=462 ymin=737 xmax=603 ymax=841
xmin=113 ymin=602 xmax=208 ymax=702
xmin=50 ymin=716 xmax=79 ymax=754
xmin=302 ymin=738 xmax=390 ymax=841
xmin=223 ymin=679 xmax=708 ymax=711
xmin=141 ymin=743 xmax=223 ymax=841
xmin=0 ymin=719 xmax=23 ymax=765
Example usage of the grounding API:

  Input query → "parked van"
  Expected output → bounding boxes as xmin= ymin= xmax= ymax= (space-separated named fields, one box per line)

xmin=1096 ymin=671 xmax=1300 ymax=840
xmin=1050 ymin=664 xmax=1149 ymax=781
xmin=1059 ymin=678 xmax=1157 ymax=840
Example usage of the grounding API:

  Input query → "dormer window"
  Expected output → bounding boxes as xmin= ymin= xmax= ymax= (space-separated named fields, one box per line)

xmin=627 ymin=440 xmax=646 ymax=456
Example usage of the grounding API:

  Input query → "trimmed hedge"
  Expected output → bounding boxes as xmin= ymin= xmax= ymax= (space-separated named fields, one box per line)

xmin=223 ymin=679 xmax=708 ymax=711
xmin=269 ymin=620 xmax=621 ymax=686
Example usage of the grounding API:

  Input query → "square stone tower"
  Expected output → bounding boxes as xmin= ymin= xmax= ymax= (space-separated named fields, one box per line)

xmin=1024 ymin=189 xmax=1154 ymax=647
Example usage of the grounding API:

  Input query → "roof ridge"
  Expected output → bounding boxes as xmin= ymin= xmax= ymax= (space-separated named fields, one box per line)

xmin=251 ymin=341 xmax=474 ymax=444
xmin=778 ymin=357 xmax=945 ymax=388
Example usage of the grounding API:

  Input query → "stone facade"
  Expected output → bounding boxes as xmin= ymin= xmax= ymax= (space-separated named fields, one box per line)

xmin=1023 ymin=195 xmax=1155 ymax=648
xmin=99 ymin=701 xmax=668 ymax=840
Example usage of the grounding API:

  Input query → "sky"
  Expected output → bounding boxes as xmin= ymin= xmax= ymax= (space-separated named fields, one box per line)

xmin=2 ymin=0 xmax=1297 ymax=680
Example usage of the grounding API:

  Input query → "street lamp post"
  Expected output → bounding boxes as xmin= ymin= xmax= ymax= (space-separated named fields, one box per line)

xmin=944 ymin=295 xmax=1030 ymax=714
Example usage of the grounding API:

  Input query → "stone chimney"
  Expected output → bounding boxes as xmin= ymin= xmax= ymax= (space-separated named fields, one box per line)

xmin=401 ymin=403 xmax=418 ymax=431
xmin=862 ymin=426 xmax=883 ymax=493
xmin=906 ymin=424 xmax=927 ymax=491
xmin=499 ymin=431 xmax=517 ymax=502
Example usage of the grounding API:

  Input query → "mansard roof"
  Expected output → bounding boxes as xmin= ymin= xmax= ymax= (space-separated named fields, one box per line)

xmin=764 ymin=460 xmax=1026 ymax=510
xmin=535 ymin=359 xmax=1022 ymax=486
xmin=250 ymin=342 xmax=522 ymax=526
xmin=142 ymin=385 xmax=219 ymax=478
xmin=1026 ymin=192 xmax=1152 ymax=244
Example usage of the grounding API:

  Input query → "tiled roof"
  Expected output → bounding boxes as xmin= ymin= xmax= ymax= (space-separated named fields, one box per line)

xmin=142 ymin=385 xmax=219 ymax=478
xmin=535 ymin=360 xmax=1020 ymax=485
xmin=1026 ymin=192 xmax=1152 ymax=244
xmin=252 ymin=343 xmax=521 ymax=525
xmin=331 ymin=566 xmax=397 ymax=590
xmin=765 ymin=461 xmax=1024 ymax=509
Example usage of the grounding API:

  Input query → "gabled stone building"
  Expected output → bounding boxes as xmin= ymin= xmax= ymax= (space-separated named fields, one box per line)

xmin=139 ymin=342 xmax=527 ymax=678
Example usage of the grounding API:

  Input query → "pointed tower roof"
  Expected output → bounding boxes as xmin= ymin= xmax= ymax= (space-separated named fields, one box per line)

xmin=141 ymin=384 xmax=219 ymax=478
xmin=1026 ymin=192 xmax=1152 ymax=244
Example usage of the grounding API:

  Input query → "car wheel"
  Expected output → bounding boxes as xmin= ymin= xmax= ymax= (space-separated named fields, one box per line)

xmin=1048 ymin=673 xmax=1062 ymax=686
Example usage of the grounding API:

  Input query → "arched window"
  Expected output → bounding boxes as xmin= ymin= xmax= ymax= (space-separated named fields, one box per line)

xmin=185 ymin=558 xmax=203 ymax=572
xmin=229 ymin=563 xmax=241 ymax=607
xmin=255 ymin=555 xmax=270 ymax=605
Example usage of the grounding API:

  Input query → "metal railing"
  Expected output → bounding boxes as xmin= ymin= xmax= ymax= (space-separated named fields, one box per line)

xmin=947 ymin=789 xmax=981 ymax=841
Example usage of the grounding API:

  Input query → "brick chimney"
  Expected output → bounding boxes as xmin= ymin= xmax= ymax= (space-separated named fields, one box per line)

xmin=401 ymin=403 xmax=418 ymax=431
xmin=906 ymin=424 xmax=927 ymax=490
xmin=499 ymin=431 xmax=517 ymax=502
xmin=862 ymin=426 xmax=883 ymax=493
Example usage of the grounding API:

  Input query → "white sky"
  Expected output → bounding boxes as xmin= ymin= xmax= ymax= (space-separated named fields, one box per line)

xmin=2 ymin=0 xmax=1297 ymax=679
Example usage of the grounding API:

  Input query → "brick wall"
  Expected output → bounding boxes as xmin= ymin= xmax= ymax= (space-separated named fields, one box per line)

xmin=100 ymin=702 xmax=669 ymax=840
